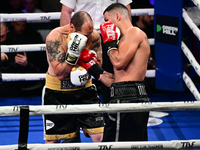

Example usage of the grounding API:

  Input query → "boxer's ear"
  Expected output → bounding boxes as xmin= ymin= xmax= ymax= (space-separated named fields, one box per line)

xmin=70 ymin=23 xmax=75 ymax=32
xmin=115 ymin=13 xmax=121 ymax=22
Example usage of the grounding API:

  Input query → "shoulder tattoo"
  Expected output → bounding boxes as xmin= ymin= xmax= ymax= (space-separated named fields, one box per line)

xmin=46 ymin=40 xmax=62 ymax=62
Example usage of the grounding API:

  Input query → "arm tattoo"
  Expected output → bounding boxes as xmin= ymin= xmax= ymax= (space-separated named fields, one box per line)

xmin=58 ymin=52 xmax=65 ymax=63
xmin=92 ymin=37 xmax=101 ymax=52
xmin=92 ymin=36 xmax=102 ymax=60
xmin=46 ymin=40 xmax=61 ymax=62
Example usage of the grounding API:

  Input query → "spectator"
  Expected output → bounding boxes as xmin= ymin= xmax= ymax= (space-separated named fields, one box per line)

xmin=0 ymin=22 xmax=20 ymax=96
xmin=6 ymin=21 xmax=47 ymax=95
xmin=21 ymin=0 xmax=43 ymax=13
xmin=0 ymin=0 xmax=23 ymax=13
xmin=0 ymin=22 xmax=15 ymax=45
xmin=9 ymin=21 xmax=43 ymax=44
xmin=8 ymin=20 xmax=47 ymax=72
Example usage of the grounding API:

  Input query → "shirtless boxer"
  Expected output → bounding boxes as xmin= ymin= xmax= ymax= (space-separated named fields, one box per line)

xmin=43 ymin=11 xmax=104 ymax=143
xmin=77 ymin=3 xmax=151 ymax=142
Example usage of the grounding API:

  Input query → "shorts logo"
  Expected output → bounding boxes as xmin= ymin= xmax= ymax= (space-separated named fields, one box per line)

xmin=95 ymin=117 xmax=104 ymax=121
xmin=46 ymin=120 xmax=55 ymax=130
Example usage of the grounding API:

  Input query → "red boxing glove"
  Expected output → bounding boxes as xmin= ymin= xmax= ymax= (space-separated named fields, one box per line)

xmin=77 ymin=49 xmax=104 ymax=80
xmin=100 ymin=22 xmax=118 ymax=55
xmin=78 ymin=49 xmax=96 ymax=64
xmin=100 ymin=22 xmax=118 ymax=43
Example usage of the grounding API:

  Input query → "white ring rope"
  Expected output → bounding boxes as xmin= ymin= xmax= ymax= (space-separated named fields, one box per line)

xmin=191 ymin=0 xmax=200 ymax=10
xmin=1 ymin=44 xmax=46 ymax=53
xmin=0 ymin=101 xmax=199 ymax=116
xmin=181 ymin=9 xmax=200 ymax=102
xmin=183 ymin=72 xmax=200 ymax=101
xmin=0 ymin=140 xmax=200 ymax=150
xmin=0 ymin=12 xmax=61 ymax=22
xmin=131 ymin=8 xmax=154 ymax=16
xmin=0 ymin=39 xmax=155 ymax=53
xmin=2 ymin=73 xmax=46 ymax=81
xmin=181 ymin=41 xmax=200 ymax=76
xmin=0 ymin=9 xmax=200 ymax=150
xmin=182 ymin=8 xmax=200 ymax=41
xmin=0 ymin=9 xmax=154 ymax=22
xmin=1 ymin=70 xmax=155 ymax=81
xmin=0 ymin=38 xmax=154 ymax=81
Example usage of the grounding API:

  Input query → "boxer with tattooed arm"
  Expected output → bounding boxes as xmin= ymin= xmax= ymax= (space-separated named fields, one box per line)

xmin=43 ymin=11 xmax=104 ymax=144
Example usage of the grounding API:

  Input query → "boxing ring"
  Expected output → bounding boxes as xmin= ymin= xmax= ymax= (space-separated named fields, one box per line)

xmin=1 ymin=0 xmax=200 ymax=149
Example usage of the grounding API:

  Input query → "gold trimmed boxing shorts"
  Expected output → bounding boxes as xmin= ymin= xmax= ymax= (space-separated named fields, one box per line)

xmin=43 ymin=73 xmax=104 ymax=141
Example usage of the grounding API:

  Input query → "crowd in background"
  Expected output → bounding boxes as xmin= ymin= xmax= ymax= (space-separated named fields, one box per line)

xmin=0 ymin=0 xmax=155 ymax=97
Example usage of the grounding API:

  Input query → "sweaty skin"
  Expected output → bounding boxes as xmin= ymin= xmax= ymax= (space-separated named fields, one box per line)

xmin=45 ymin=23 xmax=102 ymax=81
xmin=100 ymin=10 xmax=151 ymax=86
xmin=112 ymin=27 xmax=150 ymax=82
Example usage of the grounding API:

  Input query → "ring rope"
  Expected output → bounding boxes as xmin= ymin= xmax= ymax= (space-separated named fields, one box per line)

xmin=181 ymin=41 xmax=200 ymax=76
xmin=1 ymin=70 xmax=155 ymax=81
xmin=191 ymin=0 xmax=200 ymax=10
xmin=183 ymin=72 xmax=200 ymax=101
xmin=2 ymin=73 xmax=46 ymax=81
xmin=0 ymin=9 xmax=154 ymax=22
xmin=181 ymin=7 xmax=200 ymax=102
xmin=182 ymin=8 xmax=200 ymax=41
xmin=1 ymin=12 xmax=61 ymax=22
xmin=0 ymin=101 xmax=199 ymax=116
xmin=1 ymin=44 xmax=46 ymax=53
xmin=0 ymin=38 xmax=154 ymax=81
xmin=0 ymin=39 xmax=155 ymax=53
xmin=0 ymin=140 xmax=200 ymax=150
xmin=131 ymin=8 xmax=154 ymax=16
xmin=0 ymin=7 xmax=199 ymax=150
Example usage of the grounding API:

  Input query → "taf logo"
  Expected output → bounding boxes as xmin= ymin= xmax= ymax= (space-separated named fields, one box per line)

xmin=156 ymin=15 xmax=179 ymax=45
xmin=98 ymin=145 xmax=113 ymax=150
xmin=181 ymin=142 xmax=195 ymax=148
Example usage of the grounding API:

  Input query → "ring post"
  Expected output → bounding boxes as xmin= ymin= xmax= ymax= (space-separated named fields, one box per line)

xmin=154 ymin=0 xmax=185 ymax=91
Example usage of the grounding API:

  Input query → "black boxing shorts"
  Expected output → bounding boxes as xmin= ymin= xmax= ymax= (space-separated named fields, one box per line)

xmin=103 ymin=81 xmax=150 ymax=142
xmin=43 ymin=74 xmax=104 ymax=141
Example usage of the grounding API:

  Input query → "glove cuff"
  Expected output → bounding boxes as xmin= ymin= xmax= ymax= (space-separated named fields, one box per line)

xmin=65 ymin=52 xmax=79 ymax=65
xmin=88 ymin=63 xmax=105 ymax=80
xmin=104 ymin=40 xmax=118 ymax=50
xmin=104 ymin=41 xmax=118 ymax=56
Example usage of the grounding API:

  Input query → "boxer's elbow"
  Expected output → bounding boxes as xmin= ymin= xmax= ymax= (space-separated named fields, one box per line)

xmin=54 ymin=66 xmax=71 ymax=80
xmin=54 ymin=71 xmax=65 ymax=80
xmin=56 ymin=75 xmax=65 ymax=81
xmin=113 ymin=61 xmax=125 ymax=70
